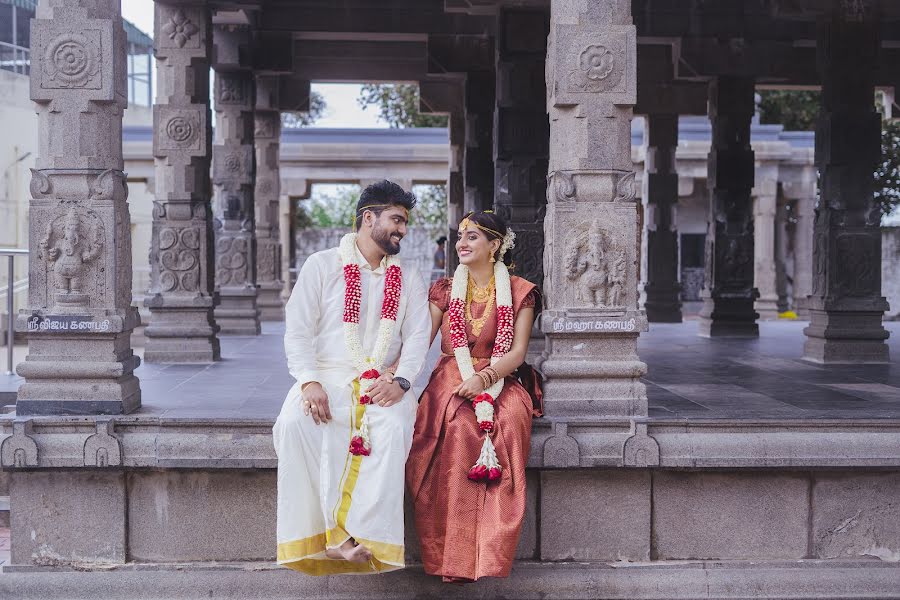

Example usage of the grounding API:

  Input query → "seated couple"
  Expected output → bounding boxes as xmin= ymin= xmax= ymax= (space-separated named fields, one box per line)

xmin=273 ymin=180 xmax=542 ymax=582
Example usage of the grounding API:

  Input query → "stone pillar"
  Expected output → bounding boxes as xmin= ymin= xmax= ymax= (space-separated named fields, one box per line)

xmin=212 ymin=27 xmax=260 ymax=336
xmin=804 ymin=2 xmax=889 ymax=363
xmin=643 ymin=114 xmax=682 ymax=322
xmin=792 ymin=193 xmax=815 ymax=316
xmin=279 ymin=194 xmax=294 ymax=303
xmin=144 ymin=2 xmax=220 ymax=363
xmin=254 ymin=76 xmax=284 ymax=321
xmin=16 ymin=0 xmax=140 ymax=414
xmin=753 ymin=192 xmax=779 ymax=320
xmin=493 ymin=8 xmax=550 ymax=290
xmin=541 ymin=0 xmax=646 ymax=417
xmin=464 ymin=70 xmax=495 ymax=213
xmin=775 ymin=198 xmax=790 ymax=313
xmin=697 ymin=76 xmax=759 ymax=337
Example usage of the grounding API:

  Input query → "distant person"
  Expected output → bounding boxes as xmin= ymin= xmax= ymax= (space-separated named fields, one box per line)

xmin=433 ymin=236 xmax=447 ymax=270
xmin=273 ymin=180 xmax=431 ymax=575
xmin=407 ymin=210 xmax=543 ymax=583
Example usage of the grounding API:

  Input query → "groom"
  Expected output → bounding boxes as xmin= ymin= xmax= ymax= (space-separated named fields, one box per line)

xmin=273 ymin=180 xmax=431 ymax=575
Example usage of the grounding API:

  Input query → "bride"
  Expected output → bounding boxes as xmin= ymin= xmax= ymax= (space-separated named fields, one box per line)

xmin=406 ymin=210 xmax=542 ymax=582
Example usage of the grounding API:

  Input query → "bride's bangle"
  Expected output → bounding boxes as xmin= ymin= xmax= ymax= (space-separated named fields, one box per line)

xmin=484 ymin=367 xmax=500 ymax=386
xmin=475 ymin=371 xmax=491 ymax=389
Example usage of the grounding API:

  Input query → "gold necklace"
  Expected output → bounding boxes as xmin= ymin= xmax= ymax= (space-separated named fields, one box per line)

xmin=466 ymin=275 xmax=495 ymax=336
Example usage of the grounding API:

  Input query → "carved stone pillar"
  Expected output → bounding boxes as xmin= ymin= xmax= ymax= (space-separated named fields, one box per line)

xmin=16 ymin=0 xmax=140 ymax=414
xmin=643 ymin=114 xmax=682 ymax=322
xmin=804 ymin=2 xmax=889 ymax=363
xmin=698 ymin=76 xmax=759 ymax=337
xmin=753 ymin=192 xmax=779 ymax=320
xmin=254 ymin=76 xmax=284 ymax=321
xmin=464 ymin=70 xmax=495 ymax=213
xmin=792 ymin=193 xmax=815 ymax=317
xmin=541 ymin=0 xmax=646 ymax=417
xmin=493 ymin=8 xmax=549 ymax=290
xmin=212 ymin=27 xmax=260 ymax=336
xmin=279 ymin=194 xmax=294 ymax=303
xmin=144 ymin=2 xmax=220 ymax=363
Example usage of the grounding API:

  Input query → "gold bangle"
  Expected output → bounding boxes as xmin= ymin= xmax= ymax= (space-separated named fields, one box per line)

xmin=484 ymin=367 xmax=500 ymax=386
xmin=476 ymin=371 xmax=491 ymax=389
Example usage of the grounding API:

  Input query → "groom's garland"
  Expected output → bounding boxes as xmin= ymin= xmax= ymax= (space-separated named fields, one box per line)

xmin=339 ymin=233 xmax=403 ymax=456
xmin=448 ymin=251 xmax=515 ymax=482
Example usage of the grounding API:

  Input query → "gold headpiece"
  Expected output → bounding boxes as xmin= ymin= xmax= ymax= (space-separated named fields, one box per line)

xmin=458 ymin=212 xmax=516 ymax=259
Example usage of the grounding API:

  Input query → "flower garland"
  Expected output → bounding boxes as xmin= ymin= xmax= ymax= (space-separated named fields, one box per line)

xmin=448 ymin=259 xmax=514 ymax=481
xmin=339 ymin=233 xmax=402 ymax=456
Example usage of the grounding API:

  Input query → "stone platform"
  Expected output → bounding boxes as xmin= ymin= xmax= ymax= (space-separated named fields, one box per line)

xmin=2 ymin=321 xmax=900 ymax=598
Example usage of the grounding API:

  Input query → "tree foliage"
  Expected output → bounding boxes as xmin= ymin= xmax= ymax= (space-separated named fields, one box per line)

xmin=281 ymin=90 xmax=327 ymax=129
xmin=876 ymin=120 xmax=900 ymax=218
xmin=297 ymin=184 xmax=447 ymax=229
xmin=357 ymin=84 xmax=449 ymax=128
xmin=758 ymin=90 xmax=819 ymax=131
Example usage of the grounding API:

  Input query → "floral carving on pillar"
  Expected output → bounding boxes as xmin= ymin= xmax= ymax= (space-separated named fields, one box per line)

xmin=41 ymin=32 xmax=101 ymax=89
xmin=161 ymin=9 xmax=199 ymax=49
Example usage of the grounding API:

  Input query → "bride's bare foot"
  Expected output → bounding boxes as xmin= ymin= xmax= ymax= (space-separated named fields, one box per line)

xmin=325 ymin=539 xmax=372 ymax=563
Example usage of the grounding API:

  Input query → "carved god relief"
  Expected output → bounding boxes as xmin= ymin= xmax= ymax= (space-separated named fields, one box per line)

xmin=41 ymin=31 xmax=101 ymax=89
xmin=563 ymin=219 xmax=627 ymax=308
xmin=216 ymin=236 xmax=248 ymax=285
xmin=158 ymin=227 xmax=201 ymax=293
xmin=254 ymin=114 xmax=278 ymax=139
xmin=160 ymin=9 xmax=199 ymax=49
xmin=38 ymin=206 xmax=106 ymax=308
xmin=835 ymin=233 xmax=877 ymax=297
xmin=257 ymin=241 xmax=279 ymax=283
xmin=218 ymin=76 xmax=248 ymax=105
xmin=716 ymin=233 xmax=753 ymax=290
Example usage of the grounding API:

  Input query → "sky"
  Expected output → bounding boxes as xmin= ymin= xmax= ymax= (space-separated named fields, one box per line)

xmin=121 ymin=0 xmax=385 ymax=128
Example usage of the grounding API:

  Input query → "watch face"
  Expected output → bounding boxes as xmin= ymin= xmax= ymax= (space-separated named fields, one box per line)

xmin=396 ymin=377 xmax=411 ymax=391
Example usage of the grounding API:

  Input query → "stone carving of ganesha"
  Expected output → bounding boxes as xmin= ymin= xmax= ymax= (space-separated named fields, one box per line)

xmin=564 ymin=219 xmax=627 ymax=308
xmin=39 ymin=207 xmax=103 ymax=307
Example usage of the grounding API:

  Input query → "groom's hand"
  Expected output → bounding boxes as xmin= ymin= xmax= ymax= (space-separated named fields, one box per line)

xmin=365 ymin=379 xmax=405 ymax=408
xmin=301 ymin=382 xmax=332 ymax=425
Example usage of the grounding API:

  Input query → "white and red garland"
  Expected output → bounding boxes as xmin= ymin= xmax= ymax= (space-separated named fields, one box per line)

xmin=339 ymin=233 xmax=402 ymax=456
xmin=448 ymin=259 xmax=514 ymax=481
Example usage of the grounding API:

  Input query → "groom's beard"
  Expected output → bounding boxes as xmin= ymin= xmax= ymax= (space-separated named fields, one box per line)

xmin=372 ymin=222 xmax=403 ymax=255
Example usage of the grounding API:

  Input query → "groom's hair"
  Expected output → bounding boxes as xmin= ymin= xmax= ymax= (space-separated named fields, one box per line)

xmin=355 ymin=180 xmax=417 ymax=230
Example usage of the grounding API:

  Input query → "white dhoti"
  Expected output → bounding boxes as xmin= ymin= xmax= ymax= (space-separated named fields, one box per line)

xmin=273 ymin=374 xmax=417 ymax=575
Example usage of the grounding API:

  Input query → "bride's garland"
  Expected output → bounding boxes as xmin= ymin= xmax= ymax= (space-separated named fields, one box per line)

xmin=448 ymin=260 xmax=514 ymax=481
xmin=339 ymin=233 xmax=402 ymax=456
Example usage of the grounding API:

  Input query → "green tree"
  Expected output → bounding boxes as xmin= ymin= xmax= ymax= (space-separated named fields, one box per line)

xmin=357 ymin=84 xmax=449 ymax=128
xmin=411 ymin=184 xmax=448 ymax=226
xmin=876 ymin=120 xmax=900 ymax=218
xmin=281 ymin=90 xmax=327 ymax=129
xmin=296 ymin=185 xmax=359 ymax=229
xmin=758 ymin=90 xmax=819 ymax=131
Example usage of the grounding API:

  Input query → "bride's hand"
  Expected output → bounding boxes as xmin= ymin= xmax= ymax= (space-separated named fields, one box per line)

xmin=456 ymin=375 xmax=485 ymax=400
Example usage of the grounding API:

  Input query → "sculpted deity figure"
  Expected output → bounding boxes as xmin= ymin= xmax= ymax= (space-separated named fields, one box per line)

xmin=608 ymin=248 xmax=626 ymax=307
xmin=39 ymin=207 xmax=103 ymax=303
xmin=565 ymin=219 xmax=610 ymax=306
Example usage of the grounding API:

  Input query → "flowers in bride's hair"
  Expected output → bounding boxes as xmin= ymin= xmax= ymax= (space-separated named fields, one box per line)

xmin=499 ymin=230 xmax=516 ymax=259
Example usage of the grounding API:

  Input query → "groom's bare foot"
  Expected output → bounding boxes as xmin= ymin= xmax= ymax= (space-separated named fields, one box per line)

xmin=325 ymin=539 xmax=372 ymax=563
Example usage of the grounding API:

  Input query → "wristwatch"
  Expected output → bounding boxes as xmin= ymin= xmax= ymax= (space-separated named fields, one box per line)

xmin=394 ymin=377 xmax=411 ymax=392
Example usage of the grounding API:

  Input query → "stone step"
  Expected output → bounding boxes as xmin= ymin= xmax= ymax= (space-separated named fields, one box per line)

xmin=1 ymin=560 xmax=898 ymax=599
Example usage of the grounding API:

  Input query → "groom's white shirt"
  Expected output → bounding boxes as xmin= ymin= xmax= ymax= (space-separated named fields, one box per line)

xmin=284 ymin=243 xmax=431 ymax=390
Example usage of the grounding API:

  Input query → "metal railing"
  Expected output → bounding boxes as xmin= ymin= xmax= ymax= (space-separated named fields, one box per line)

xmin=0 ymin=41 xmax=30 ymax=76
xmin=0 ymin=249 xmax=28 ymax=376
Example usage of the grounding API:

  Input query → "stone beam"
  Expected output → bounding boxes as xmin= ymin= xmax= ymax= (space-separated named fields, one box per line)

xmin=803 ymin=0 xmax=889 ymax=364
xmin=427 ymin=34 xmax=493 ymax=73
xmin=292 ymin=38 xmax=428 ymax=82
xmin=635 ymin=44 xmax=707 ymax=116
xmin=212 ymin=25 xmax=261 ymax=336
xmin=493 ymin=7 xmax=549 ymax=289
xmin=541 ymin=0 xmax=647 ymax=418
xmin=258 ymin=0 xmax=495 ymax=35
xmin=698 ymin=76 xmax=760 ymax=338
xmin=17 ymin=0 xmax=140 ymax=415
xmin=144 ymin=2 xmax=221 ymax=363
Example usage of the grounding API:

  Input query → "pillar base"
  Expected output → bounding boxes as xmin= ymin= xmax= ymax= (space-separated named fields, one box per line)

xmin=698 ymin=297 xmax=759 ymax=338
xmin=755 ymin=296 xmax=781 ymax=321
xmin=215 ymin=288 xmax=261 ymax=336
xmin=257 ymin=282 xmax=285 ymax=322
xmin=144 ymin=296 xmax=221 ymax=363
xmin=803 ymin=305 xmax=890 ymax=364
xmin=645 ymin=286 xmax=683 ymax=323
xmin=15 ymin=310 xmax=142 ymax=415
xmin=540 ymin=311 xmax=648 ymax=418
